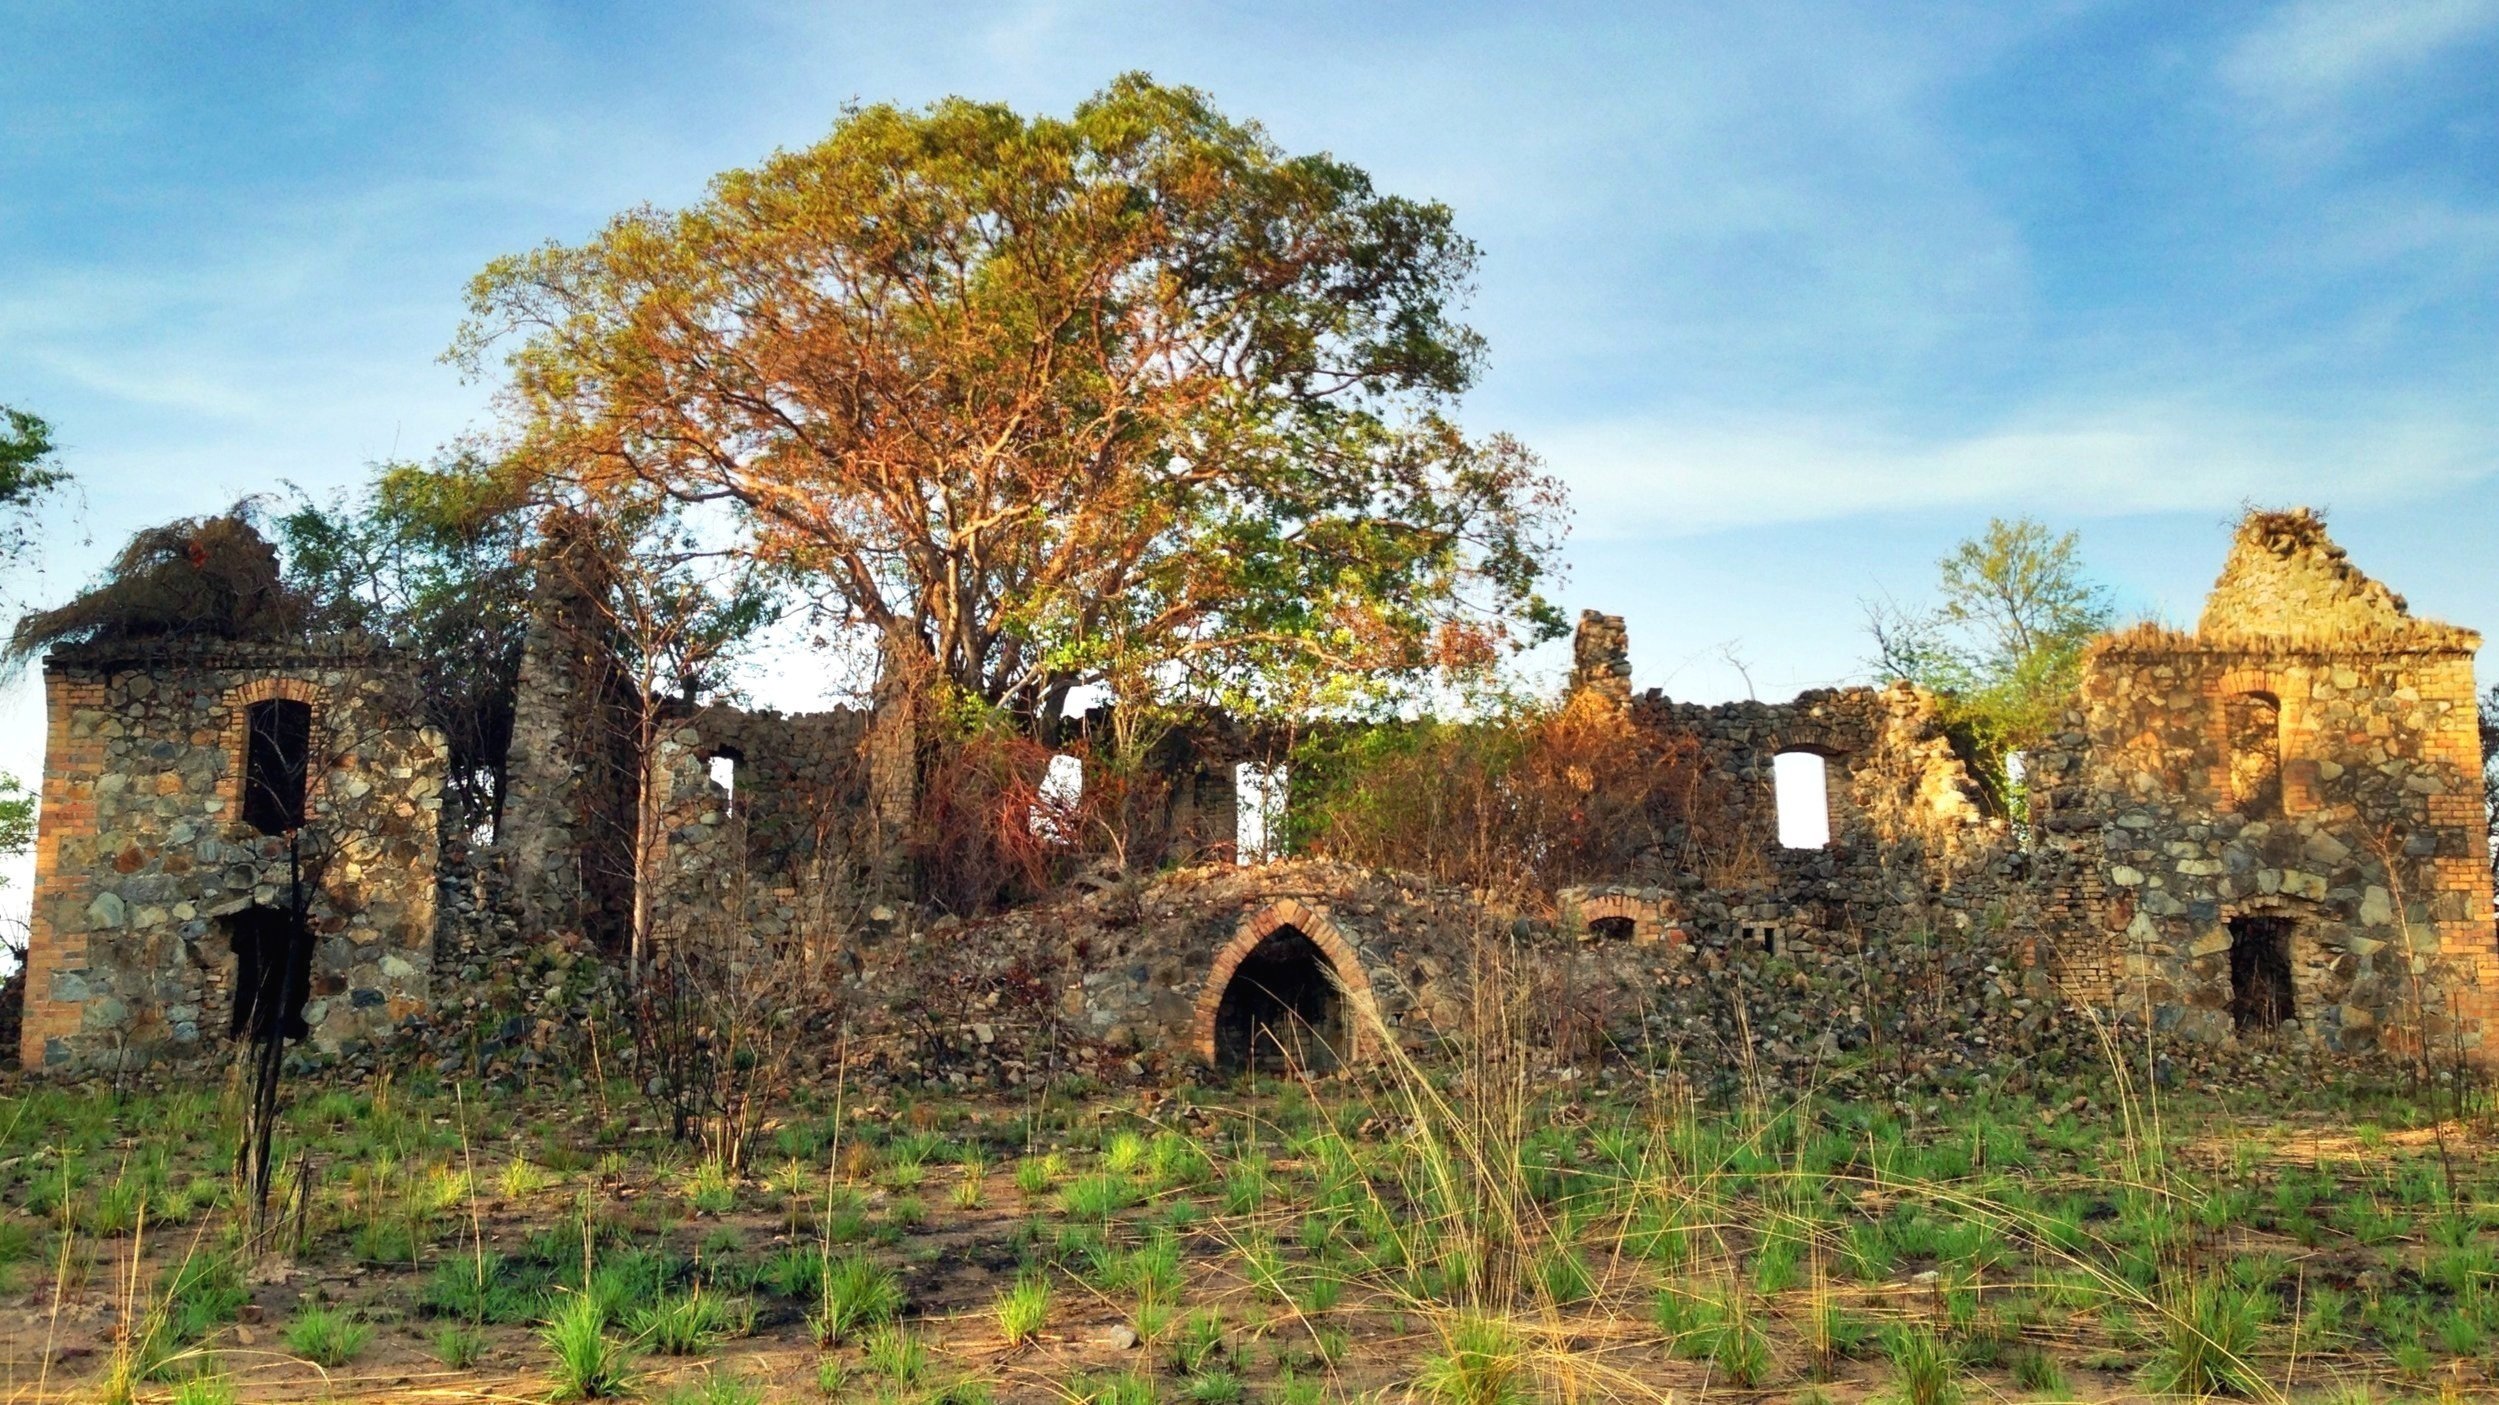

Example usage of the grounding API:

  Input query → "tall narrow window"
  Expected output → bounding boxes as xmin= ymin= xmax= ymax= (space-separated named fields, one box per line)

xmin=707 ymin=750 xmax=741 ymax=816
xmin=242 ymin=699 xmax=312 ymax=835
xmin=1237 ymin=763 xmax=1289 ymax=865
xmin=1031 ymin=753 xmax=1083 ymax=843
xmin=1772 ymin=751 xmax=1832 ymax=849
xmin=2226 ymin=692 xmax=2282 ymax=818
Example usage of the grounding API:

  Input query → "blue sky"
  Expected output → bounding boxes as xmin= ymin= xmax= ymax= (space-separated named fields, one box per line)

xmin=2 ymin=0 xmax=2494 ymax=763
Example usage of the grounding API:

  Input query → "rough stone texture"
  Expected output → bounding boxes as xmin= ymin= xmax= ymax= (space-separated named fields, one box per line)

xmin=17 ymin=640 xmax=445 ymax=1069
xmin=1618 ymin=681 xmax=2005 ymax=952
xmin=495 ymin=514 xmax=639 ymax=951
xmin=1571 ymin=609 xmax=1633 ymax=705
xmin=2030 ymin=509 xmax=2495 ymax=1055
xmin=19 ymin=506 xmax=2489 ymax=1079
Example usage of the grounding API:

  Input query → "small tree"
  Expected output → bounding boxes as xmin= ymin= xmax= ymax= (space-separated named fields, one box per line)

xmin=1866 ymin=516 xmax=2113 ymax=803
xmin=560 ymin=500 xmax=776 ymax=977
xmin=276 ymin=460 xmax=536 ymax=836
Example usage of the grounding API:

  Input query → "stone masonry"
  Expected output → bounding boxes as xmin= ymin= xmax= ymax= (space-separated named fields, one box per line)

xmin=18 ymin=640 xmax=445 ymax=1069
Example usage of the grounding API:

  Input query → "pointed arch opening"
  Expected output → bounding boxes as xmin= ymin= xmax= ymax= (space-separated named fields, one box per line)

xmin=1211 ymin=925 xmax=1346 ymax=1074
xmin=1193 ymin=901 xmax=1374 ymax=1071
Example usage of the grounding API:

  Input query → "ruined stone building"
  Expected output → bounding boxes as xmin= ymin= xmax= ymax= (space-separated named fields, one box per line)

xmin=14 ymin=508 xmax=2492 ymax=1073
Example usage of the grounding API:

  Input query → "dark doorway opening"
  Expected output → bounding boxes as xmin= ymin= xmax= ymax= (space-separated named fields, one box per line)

xmin=2227 ymin=915 xmax=2296 ymax=1033
xmin=242 ymin=699 xmax=313 ymax=835
xmin=1588 ymin=916 xmax=1636 ymax=942
xmin=228 ymin=905 xmax=311 ymax=1042
xmin=1213 ymin=927 xmax=1346 ymax=1074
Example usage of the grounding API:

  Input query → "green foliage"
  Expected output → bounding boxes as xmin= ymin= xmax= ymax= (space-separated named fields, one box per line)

xmin=630 ymin=1289 xmax=740 ymax=1355
xmin=657 ymin=1374 xmax=764 ymax=1405
xmin=1416 ymin=1317 xmax=1528 ymax=1405
xmin=1868 ymin=516 xmax=2113 ymax=798
xmin=997 ymin=1274 xmax=1052 ymax=1345
xmin=1886 ymin=1326 xmax=1961 ymax=1405
xmin=283 ymin=1303 xmax=373 ymax=1368
xmin=542 ymin=1293 xmax=636 ymax=1399
xmin=861 ymin=1324 xmax=928 ymax=1384
xmin=434 ymin=1323 xmax=486 ymax=1369
xmin=1079 ymin=1370 xmax=1159 ymax=1405
xmin=456 ymin=75 xmax=1566 ymax=729
xmin=0 ymin=405 xmax=68 ymax=579
xmin=275 ymin=461 xmax=536 ymax=829
xmin=2143 ymin=1279 xmax=2269 ymax=1398
xmin=810 ymin=1252 xmax=904 ymax=1345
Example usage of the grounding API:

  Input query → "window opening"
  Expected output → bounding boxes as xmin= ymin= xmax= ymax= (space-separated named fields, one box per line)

xmin=2227 ymin=692 xmax=2283 ymax=817
xmin=1213 ymin=926 xmax=1345 ymax=1074
xmin=1237 ymin=762 xmax=1288 ymax=865
xmin=1772 ymin=750 xmax=1831 ymax=849
xmin=242 ymin=699 xmax=313 ymax=835
xmin=2226 ymin=915 xmax=2296 ymax=1032
xmin=1030 ymin=753 xmax=1083 ymax=843
xmin=227 ymin=905 xmax=311 ymax=1042
xmin=1587 ymin=915 xmax=1636 ymax=942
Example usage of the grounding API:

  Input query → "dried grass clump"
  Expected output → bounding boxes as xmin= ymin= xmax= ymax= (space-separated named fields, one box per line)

xmin=7 ymin=511 xmax=307 ymax=663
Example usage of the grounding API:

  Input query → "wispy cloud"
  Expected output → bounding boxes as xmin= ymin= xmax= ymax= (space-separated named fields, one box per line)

xmin=2223 ymin=0 xmax=2499 ymax=103
xmin=1541 ymin=405 xmax=2496 ymax=539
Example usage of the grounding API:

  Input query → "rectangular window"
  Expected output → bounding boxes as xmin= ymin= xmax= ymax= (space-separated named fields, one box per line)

xmin=243 ymin=699 xmax=313 ymax=834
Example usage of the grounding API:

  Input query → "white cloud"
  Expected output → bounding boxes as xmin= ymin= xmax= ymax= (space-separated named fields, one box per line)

xmin=1539 ymin=406 xmax=2496 ymax=538
xmin=2224 ymin=0 xmax=2499 ymax=103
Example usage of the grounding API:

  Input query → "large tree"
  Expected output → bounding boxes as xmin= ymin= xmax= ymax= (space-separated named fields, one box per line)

xmin=454 ymin=75 xmax=1566 ymax=734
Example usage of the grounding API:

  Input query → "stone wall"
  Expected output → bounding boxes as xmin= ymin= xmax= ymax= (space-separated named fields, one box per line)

xmin=18 ymin=640 xmax=446 ymax=1069
xmin=1619 ymin=681 xmax=2008 ymax=949
xmin=2029 ymin=510 xmax=2495 ymax=1055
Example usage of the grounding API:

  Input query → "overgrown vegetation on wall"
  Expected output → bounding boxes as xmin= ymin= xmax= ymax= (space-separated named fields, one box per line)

xmin=1285 ymin=695 xmax=1706 ymax=906
xmin=1866 ymin=516 xmax=2112 ymax=808
xmin=278 ymin=462 xmax=537 ymax=833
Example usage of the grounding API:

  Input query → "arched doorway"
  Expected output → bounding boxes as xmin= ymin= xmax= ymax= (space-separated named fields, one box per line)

xmin=1211 ymin=925 xmax=1348 ymax=1074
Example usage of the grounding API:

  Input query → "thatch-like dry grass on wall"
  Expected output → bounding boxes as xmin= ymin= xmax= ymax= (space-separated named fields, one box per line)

xmin=4 ymin=1020 xmax=2494 ymax=1405
xmin=5 ymin=512 xmax=306 ymax=664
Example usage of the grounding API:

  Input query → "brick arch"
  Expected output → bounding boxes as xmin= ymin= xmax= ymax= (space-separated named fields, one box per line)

xmin=229 ymin=676 xmax=324 ymax=707
xmin=1571 ymin=891 xmax=1685 ymax=947
xmin=225 ymin=677 xmax=329 ymax=827
xmin=1191 ymin=898 xmax=1377 ymax=1066
xmin=2210 ymin=665 xmax=2302 ymax=814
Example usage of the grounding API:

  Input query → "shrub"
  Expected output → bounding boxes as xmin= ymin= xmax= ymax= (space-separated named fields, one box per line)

xmin=284 ymin=1303 xmax=373 ymax=1368
xmin=631 ymin=1289 xmax=738 ymax=1355
xmin=2142 ymin=1279 xmax=2267 ymax=1398
xmin=435 ymin=1323 xmax=486 ymax=1368
xmin=998 ymin=1275 xmax=1052 ymax=1346
xmin=810 ymin=1253 xmax=904 ymax=1345
xmin=542 ymin=1293 xmax=635 ymax=1399
xmin=1416 ymin=1316 xmax=1527 ymax=1405
xmin=862 ymin=1325 xmax=928 ymax=1384
xmin=1887 ymin=1326 xmax=1961 ymax=1405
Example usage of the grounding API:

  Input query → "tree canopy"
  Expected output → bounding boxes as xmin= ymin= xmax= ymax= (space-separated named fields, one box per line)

xmin=277 ymin=461 xmax=539 ymax=831
xmin=455 ymin=74 xmax=1567 ymax=733
xmin=1868 ymin=516 xmax=2114 ymax=790
xmin=0 ymin=406 xmax=72 ymax=585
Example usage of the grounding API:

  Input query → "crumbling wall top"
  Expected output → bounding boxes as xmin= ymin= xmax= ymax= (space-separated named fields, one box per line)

xmin=2185 ymin=507 xmax=2478 ymax=654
